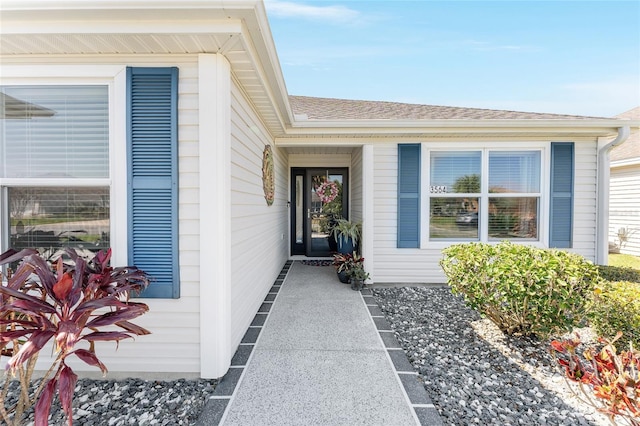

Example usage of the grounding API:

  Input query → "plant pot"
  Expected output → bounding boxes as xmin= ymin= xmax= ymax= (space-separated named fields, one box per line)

xmin=350 ymin=279 xmax=364 ymax=291
xmin=328 ymin=234 xmax=338 ymax=252
xmin=337 ymin=235 xmax=354 ymax=254
xmin=337 ymin=270 xmax=350 ymax=283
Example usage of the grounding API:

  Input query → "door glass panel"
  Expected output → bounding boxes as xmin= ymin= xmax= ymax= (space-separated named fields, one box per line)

xmin=295 ymin=175 xmax=303 ymax=244
xmin=310 ymin=170 xmax=344 ymax=256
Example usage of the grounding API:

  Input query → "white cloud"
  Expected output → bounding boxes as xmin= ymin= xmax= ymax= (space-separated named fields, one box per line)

xmin=265 ymin=0 xmax=361 ymax=24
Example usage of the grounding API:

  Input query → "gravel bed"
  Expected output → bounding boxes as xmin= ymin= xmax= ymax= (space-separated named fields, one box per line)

xmin=6 ymin=378 xmax=216 ymax=425
xmin=4 ymin=286 xmax=614 ymax=425
xmin=372 ymin=286 xmax=611 ymax=426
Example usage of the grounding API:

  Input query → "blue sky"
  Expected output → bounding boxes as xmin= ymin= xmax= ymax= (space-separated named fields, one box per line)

xmin=264 ymin=0 xmax=640 ymax=117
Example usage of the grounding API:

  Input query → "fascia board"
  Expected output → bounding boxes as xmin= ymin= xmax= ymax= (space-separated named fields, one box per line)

xmin=1 ymin=20 xmax=244 ymax=35
xmin=282 ymin=119 xmax=635 ymax=138
xmin=0 ymin=1 xmax=255 ymax=34
xmin=0 ymin=0 xmax=261 ymax=11
xmin=234 ymin=24 xmax=289 ymax=135
xmin=250 ymin=0 xmax=295 ymax=126
xmin=234 ymin=5 xmax=292 ymax=129
xmin=288 ymin=118 xmax=634 ymax=129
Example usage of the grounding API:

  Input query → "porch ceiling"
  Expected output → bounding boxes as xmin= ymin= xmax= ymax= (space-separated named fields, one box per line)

xmin=284 ymin=146 xmax=357 ymax=155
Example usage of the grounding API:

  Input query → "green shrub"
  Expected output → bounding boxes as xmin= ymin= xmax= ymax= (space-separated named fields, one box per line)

xmin=589 ymin=280 xmax=640 ymax=348
xmin=598 ymin=264 xmax=640 ymax=283
xmin=440 ymin=241 xmax=599 ymax=338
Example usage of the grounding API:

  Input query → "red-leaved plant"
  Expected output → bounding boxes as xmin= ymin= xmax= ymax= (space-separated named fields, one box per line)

xmin=550 ymin=332 xmax=640 ymax=426
xmin=332 ymin=252 xmax=364 ymax=274
xmin=0 ymin=248 xmax=150 ymax=426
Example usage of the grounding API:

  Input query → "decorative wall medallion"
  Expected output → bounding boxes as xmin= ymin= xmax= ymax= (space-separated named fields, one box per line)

xmin=262 ymin=145 xmax=275 ymax=206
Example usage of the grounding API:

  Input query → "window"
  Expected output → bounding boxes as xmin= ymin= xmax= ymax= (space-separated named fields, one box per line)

xmin=428 ymin=150 xmax=541 ymax=241
xmin=1 ymin=67 xmax=180 ymax=298
xmin=1 ymin=85 xmax=110 ymax=258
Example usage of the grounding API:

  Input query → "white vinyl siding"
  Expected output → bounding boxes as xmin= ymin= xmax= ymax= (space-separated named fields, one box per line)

xmin=6 ymin=58 xmax=203 ymax=376
xmin=350 ymin=147 xmax=363 ymax=223
xmin=609 ymin=164 xmax=640 ymax=256
xmin=372 ymin=139 xmax=598 ymax=284
xmin=99 ymin=59 xmax=202 ymax=374
xmin=571 ymin=140 xmax=598 ymax=257
xmin=229 ymin=79 xmax=289 ymax=353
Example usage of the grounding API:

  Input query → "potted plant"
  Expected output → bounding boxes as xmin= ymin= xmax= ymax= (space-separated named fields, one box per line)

xmin=332 ymin=252 xmax=363 ymax=283
xmin=348 ymin=261 xmax=370 ymax=291
xmin=331 ymin=218 xmax=361 ymax=254
xmin=325 ymin=213 xmax=340 ymax=252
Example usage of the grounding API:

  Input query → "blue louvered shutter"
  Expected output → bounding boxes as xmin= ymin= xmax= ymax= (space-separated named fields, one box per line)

xmin=549 ymin=142 xmax=574 ymax=248
xmin=397 ymin=144 xmax=421 ymax=248
xmin=127 ymin=67 xmax=179 ymax=298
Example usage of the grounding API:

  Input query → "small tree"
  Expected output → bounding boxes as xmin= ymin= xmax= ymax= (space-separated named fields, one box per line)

xmin=0 ymin=248 xmax=150 ymax=426
xmin=452 ymin=174 xmax=480 ymax=193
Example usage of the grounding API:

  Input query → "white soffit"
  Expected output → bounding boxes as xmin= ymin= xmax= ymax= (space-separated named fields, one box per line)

xmin=0 ymin=0 xmax=291 ymax=137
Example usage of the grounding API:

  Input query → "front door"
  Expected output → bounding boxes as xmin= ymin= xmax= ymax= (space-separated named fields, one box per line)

xmin=291 ymin=168 xmax=348 ymax=257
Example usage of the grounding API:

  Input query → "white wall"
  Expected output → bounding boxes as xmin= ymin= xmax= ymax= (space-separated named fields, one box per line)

xmin=371 ymin=138 xmax=599 ymax=284
xmin=609 ymin=164 xmax=640 ymax=256
xmin=372 ymin=143 xmax=444 ymax=283
xmin=1 ymin=56 xmax=204 ymax=376
xmin=3 ymin=56 xmax=291 ymax=377
xmin=572 ymin=139 xmax=598 ymax=259
xmin=350 ymin=148 xmax=363 ymax=223
xmin=229 ymin=79 xmax=289 ymax=352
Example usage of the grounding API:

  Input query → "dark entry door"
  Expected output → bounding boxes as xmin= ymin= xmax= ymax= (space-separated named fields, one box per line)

xmin=291 ymin=168 xmax=348 ymax=257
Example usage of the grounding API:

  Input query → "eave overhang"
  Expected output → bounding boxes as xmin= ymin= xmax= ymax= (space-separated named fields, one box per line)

xmin=1 ymin=1 xmax=637 ymax=145
xmin=274 ymin=119 xmax=639 ymax=145
xmin=0 ymin=0 xmax=294 ymax=137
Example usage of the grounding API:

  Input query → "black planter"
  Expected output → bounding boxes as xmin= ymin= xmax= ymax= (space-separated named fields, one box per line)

xmin=337 ymin=235 xmax=355 ymax=254
xmin=337 ymin=270 xmax=350 ymax=283
xmin=328 ymin=234 xmax=338 ymax=252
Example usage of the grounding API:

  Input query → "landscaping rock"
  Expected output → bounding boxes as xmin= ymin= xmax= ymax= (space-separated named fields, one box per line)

xmin=9 ymin=378 xmax=216 ymax=425
xmin=373 ymin=286 xmax=610 ymax=426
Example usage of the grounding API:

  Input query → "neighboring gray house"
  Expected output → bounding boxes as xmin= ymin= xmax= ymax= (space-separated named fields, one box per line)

xmin=0 ymin=1 xmax=638 ymax=379
xmin=609 ymin=107 xmax=640 ymax=256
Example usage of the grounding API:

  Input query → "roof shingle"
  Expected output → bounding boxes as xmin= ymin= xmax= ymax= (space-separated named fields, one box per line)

xmin=611 ymin=107 xmax=640 ymax=162
xmin=289 ymin=95 xmax=608 ymax=121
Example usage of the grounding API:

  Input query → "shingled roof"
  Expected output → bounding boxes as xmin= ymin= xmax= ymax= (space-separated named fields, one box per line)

xmin=611 ymin=107 xmax=640 ymax=162
xmin=289 ymin=95 xmax=606 ymax=121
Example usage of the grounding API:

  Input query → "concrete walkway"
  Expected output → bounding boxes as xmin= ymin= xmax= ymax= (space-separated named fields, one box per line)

xmin=197 ymin=261 xmax=442 ymax=425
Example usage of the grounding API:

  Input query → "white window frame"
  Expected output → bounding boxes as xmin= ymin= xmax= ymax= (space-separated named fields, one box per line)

xmin=421 ymin=141 xmax=550 ymax=249
xmin=0 ymin=65 xmax=128 ymax=265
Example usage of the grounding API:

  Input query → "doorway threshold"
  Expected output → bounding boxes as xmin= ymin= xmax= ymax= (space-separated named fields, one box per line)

xmin=289 ymin=255 xmax=333 ymax=261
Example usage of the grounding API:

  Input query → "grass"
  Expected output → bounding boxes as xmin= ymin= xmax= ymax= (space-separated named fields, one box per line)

xmin=609 ymin=253 xmax=640 ymax=271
